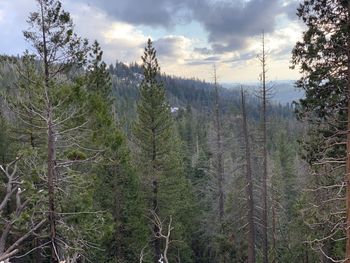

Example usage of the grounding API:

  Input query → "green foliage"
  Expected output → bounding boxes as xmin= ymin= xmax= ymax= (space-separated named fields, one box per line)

xmin=82 ymin=41 xmax=149 ymax=262
xmin=23 ymin=0 xmax=89 ymax=72
xmin=0 ymin=1 xmax=312 ymax=261
xmin=133 ymin=39 xmax=196 ymax=262
xmin=291 ymin=0 xmax=349 ymax=259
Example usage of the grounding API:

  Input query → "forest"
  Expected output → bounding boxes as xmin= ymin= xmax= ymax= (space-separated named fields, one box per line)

xmin=0 ymin=0 xmax=349 ymax=262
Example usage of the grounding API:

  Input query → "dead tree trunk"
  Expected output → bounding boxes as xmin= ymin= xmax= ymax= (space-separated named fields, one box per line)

xmin=240 ymin=89 xmax=256 ymax=263
xmin=0 ymin=158 xmax=46 ymax=262
xmin=213 ymin=66 xmax=224 ymax=222
xmin=150 ymin=211 xmax=174 ymax=263
xmin=272 ymin=190 xmax=277 ymax=263
xmin=259 ymin=32 xmax=269 ymax=263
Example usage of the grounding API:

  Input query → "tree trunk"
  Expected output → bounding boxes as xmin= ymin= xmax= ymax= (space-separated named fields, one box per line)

xmin=346 ymin=3 xmax=350 ymax=262
xmin=152 ymin=127 xmax=161 ymax=262
xmin=153 ymin=179 xmax=161 ymax=261
xmin=213 ymin=66 xmax=224 ymax=222
xmin=40 ymin=0 xmax=58 ymax=260
xmin=241 ymin=89 xmax=256 ymax=263
xmin=48 ymin=108 xmax=58 ymax=263
xmin=272 ymin=193 xmax=276 ymax=263
xmin=261 ymin=32 xmax=269 ymax=263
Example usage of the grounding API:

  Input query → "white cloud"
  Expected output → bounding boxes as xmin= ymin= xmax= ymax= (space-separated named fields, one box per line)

xmin=64 ymin=1 xmax=147 ymax=64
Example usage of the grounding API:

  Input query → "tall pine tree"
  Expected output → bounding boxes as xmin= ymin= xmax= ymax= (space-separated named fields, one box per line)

xmin=134 ymin=39 xmax=195 ymax=262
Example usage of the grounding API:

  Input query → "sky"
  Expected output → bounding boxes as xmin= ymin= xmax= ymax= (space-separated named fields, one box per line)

xmin=0 ymin=0 xmax=304 ymax=83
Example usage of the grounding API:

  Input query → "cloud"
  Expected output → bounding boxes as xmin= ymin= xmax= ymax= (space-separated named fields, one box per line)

xmin=0 ymin=0 xmax=302 ymax=82
xmin=193 ymin=47 xmax=213 ymax=55
xmin=81 ymin=0 xmax=192 ymax=27
xmin=284 ymin=0 xmax=301 ymax=20
xmin=190 ymin=0 xmax=288 ymax=53
xmin=222 ymin=52 xmax=257 ymax=64
xmin=78 ymin=0 xmax=298 ymax=54
xmin=153 ymin=35 xmax=192 ymax=61
xmin=185 ymin=55 xmax=221 ymax=66
xmin=64 ymin=2 xmax=147 ymax=64
xmin=76 ymin=0 xmax=302 ymax=82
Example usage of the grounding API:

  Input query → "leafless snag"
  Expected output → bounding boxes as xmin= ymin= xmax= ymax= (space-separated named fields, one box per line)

xmin=257 ymin=31 xmax=271 ymax=263
xmin=149 ymin=210 xmax=176 ymax=263
xmin=212 ymin=64 xmax=225 ymax=222
xmin=240 ymin=88 xmax=256 ymax=263
xmin=0 ymin=158 xmax=46 ymax=262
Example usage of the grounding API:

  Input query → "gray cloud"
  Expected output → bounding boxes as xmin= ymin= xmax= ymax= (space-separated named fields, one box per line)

xmin=190 ymin=0 xmax=284 ymax=53
xmin=153 ymin=36 xmax=185 ymax=58
xmin=222 ymin=52 xmax=257 ymax=64
xmin=285 ymin=0 xmax=300 ymax=20
xmin=203 ymin=56 xmax=221 ymax=62
xmin=193 ymin=47 xmax=213 ymax=55
xmin=184 ymin=59 xmax=214 ymax=66
xmin=83 ymin=0 xmax=192 ymax=26
xmin=185 ymin=55 xmax=221 ymax=66
xmin=80 ymin=0 xmax=296 ymax=54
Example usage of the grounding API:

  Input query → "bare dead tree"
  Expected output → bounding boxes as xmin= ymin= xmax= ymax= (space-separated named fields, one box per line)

xmin=213 ymin=65 xmax=225 ymax=222
xmin=0 ymin=158 xmax=46 ymax=262
xmin=139 ymin=244 xmax=149 ymax=263
xmin=346 ymin=1 xmax=350 ymax=261
xmin=257 ymin=32 xmax=272 ymax=263
xmin=271 ymin=182 xmax=277 ymax=263
xmin=150 ymin=210 xmax=175 ymax=263
xmin=240 ymin=88 xmax=256 ymax=263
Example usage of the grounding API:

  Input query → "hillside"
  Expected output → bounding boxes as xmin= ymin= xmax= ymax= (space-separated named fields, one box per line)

xmin=110 ymin=62 xmax=296 ymax=125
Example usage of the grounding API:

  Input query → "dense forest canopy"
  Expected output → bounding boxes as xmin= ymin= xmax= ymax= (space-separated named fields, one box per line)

xmin=0 ymin=0 xmax=349 ymax=263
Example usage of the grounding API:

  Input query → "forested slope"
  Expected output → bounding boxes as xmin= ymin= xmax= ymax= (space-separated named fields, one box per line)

xmin=1 ymin=0 xmax=349 ymax=262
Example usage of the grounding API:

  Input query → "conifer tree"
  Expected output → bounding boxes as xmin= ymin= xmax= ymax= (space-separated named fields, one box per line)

xmin=134 ymin=38 xmax=172 ymax=261
xmin=85 ymin=41 xmax=148 ymax=262
xmin=6 ymin=0 xmax=92 ymax=261
xmin=292 ymin=0 xmax=350 ymax=260
xmin=134 ymin=39 xmax=194 ymax=262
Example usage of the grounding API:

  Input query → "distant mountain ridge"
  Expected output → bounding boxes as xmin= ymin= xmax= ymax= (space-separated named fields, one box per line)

xmin=222 ymin=80 xmax=304 ymax=105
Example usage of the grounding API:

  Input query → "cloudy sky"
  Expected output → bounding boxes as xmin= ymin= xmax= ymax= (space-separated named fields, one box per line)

xmin=0 ymin=0 xmax=303 ymax=82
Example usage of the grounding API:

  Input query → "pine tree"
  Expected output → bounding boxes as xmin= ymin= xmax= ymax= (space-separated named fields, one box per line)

xmin=6 ymin=0 xmax=92 ymax=261
xmin=134 ymin=39 xmax=194 ymax=262
xmin=134 ymin=39 xmax=172 ymax=261
xmin=85 ymin=41 xmax=148 ymax=262
xmin=292 ymin=0 xmax=350 ymax=260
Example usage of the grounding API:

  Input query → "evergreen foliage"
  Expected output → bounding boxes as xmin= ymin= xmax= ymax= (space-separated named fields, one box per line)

xmin=0 ymin=0 xmax=331 ymax=262
xmin=291 ymin=0 xmax=350 ymax=260
xmin=133 ymin=39 xmax=195 ymax=262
